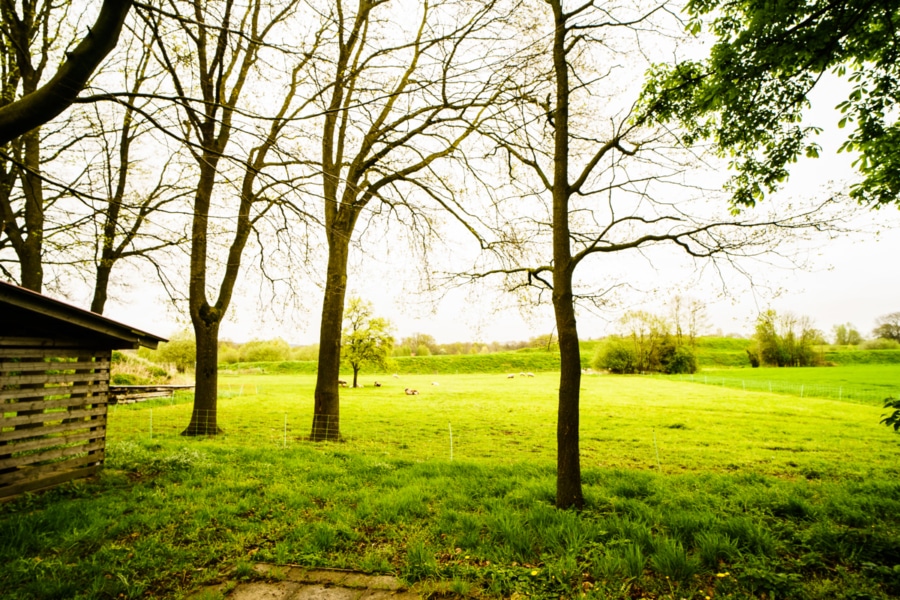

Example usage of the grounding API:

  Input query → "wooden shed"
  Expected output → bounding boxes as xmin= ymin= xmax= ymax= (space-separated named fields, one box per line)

xmin=0 ymin=280 xmax=166 ymax=500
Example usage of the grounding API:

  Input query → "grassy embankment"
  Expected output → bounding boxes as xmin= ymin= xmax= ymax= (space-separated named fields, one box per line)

xmin=221 ymin=337 xmax=900 ymax=377
xmin=3 ymin=373 xmax=900 ymax=599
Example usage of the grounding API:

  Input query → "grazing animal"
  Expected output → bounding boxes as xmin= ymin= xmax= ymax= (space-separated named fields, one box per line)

xmin=405 ymin=388 xmax=419 ymax=395
xmin=431 ymin=381 xmax=439 ymax=386
xmin=525 ymin=372 xmax=535 ymax=377
xmin=507 ymin=374 xmax=515 ymax=379
xmin=392 ymin=373 xmax=399 ymax=378
xmin=374 ymin=381 xmax=382 ymax=387
xmin=338 ymin=380 xmax=347 ymax=387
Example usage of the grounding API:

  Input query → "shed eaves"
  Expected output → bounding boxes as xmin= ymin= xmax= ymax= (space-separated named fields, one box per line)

xmin=0 ymin=280 xmax=167 ymax=349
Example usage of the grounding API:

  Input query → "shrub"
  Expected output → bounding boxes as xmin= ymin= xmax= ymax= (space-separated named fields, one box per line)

xmin=110 ymin=350 xmax=175 ymax=384
xmin=219 ymin=345 xmax=240 ymax=364
xmin=139 ymin=330 xmax=196 ymax=372
xmin=290 ymin=344 xmax=319 ymax=361
xmin=862 ymin=338 xmax=900 ymax=350
xmin=662 ymin=346 xmax=698 ymax=374
xmin=746 ymin=348 xmax=760 ymax=368
xmin=593 ymin=338 xmax=638 ymax=373
xmin=240 ymin=338 xmax=290 ymax=362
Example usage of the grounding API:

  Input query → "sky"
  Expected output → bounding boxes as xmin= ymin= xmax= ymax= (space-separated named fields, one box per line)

xmin=95 ymin=68 xmax=900 ymax=347
xmin=58 ymin=17 xmax=893 ymax=351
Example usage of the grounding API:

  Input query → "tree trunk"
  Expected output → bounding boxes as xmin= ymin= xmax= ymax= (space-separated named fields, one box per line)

xmin=352 ymin=365 xmax=359 ymax=388
xmin=554 ymin=286 xmax=584 ymax=509
xmin=19 ymin=130 xmax=44 ymax=292
xmin=549 ymin=0 xmax=583 ymax=510
xmin=183 ymin=315 xmax=220 ymax=435
xmin=311 ymin=233 xmax=351 ymax=441
xmin=90 ymin=261 xmax=112 ymax=314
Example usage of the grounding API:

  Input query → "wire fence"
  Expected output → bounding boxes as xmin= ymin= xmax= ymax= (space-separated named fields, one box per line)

xmin=105 ymin=400 xmax=558 ymax=465
xmin=103 ymin=373 xmax=897 ymax=462
xmin=654 ymin=373 xmax=898 ymax=405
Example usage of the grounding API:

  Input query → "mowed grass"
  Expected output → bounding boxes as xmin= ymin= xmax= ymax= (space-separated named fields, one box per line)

xmin=661 ymin=364 xmax=900 ymax=405
xmin=3 ymin=373 xmax=900 ymax=599
xmin=109 ymin=372 xmax=898 ymax=479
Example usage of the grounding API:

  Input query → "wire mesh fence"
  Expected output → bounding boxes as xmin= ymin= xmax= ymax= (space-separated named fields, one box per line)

xmin=105 ymin=400 xmax=558 ymax=465
xmin=656 ymin=373 xmax=898 ymax=405
xmin=103 ymin=372 xmax=897 ymax=466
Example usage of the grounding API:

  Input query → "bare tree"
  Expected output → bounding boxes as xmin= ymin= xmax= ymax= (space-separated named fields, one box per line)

xmin=306 ymin=0 xmax=508 ymax=441
xmin=469 ymin=0 xmax=845 ymax=508
xmin=143 ymin=0 xmax=318 ymax=435
xmin=0 ymin=3 xmax=109 ymax=293
xmin=76 ymin=18 xmax=192 ymax=314
xmin=0 ymin=0 xmax=77 ymax=291
xmin=0 ymin=0 xmax=133 ymax=146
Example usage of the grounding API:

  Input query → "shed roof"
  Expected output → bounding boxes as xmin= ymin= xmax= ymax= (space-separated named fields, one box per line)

xmin=0 ymin=280 xmax=168 ymax=349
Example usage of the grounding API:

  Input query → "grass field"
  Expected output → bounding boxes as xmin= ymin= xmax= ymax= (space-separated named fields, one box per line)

xmin=3 ymin=373 xmax=900 ymax=599
xmin=661 ymin=364 xmax=900 ymax=405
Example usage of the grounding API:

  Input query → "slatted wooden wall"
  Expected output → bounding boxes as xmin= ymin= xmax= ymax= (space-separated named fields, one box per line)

xmin=0 ymin=342 xmax=110 ymax=500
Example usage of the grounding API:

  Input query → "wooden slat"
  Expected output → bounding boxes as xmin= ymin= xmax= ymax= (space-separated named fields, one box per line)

xmin=109 ymin=385 xmax=194 ymax=391
xmin=0 ymin=465 xmax=101 ymax=501
xmin=0 ymin=430 xmax=105 ymax=457
xmin=0 ymin=422 xmax=106 ymax=444
xmin=3 ymin=371 xmax=109 ymax=387
xmin=0 ymin=360 xmax=110 ymax=373
xmin=3 ymin=394 xmax=108 ymax=413
xmin=0 ymin=383 xmax=108 ymax=402
xmin=0 ymin=345 xmax=112 ymax=499
xmin=0 ymin=453 xmax=104 ymax=486
xmin=112 ymin=391 xmax=172 ymax=401
xmin=0 ymin=337 xmax=86 ymax=348
xmin=0 ymin=348 xmax=98 ymax=359
xmin=0 ymin=406 xmax=107 ymax=428
xmin=0 ymin=439 xmax=105 ymax=470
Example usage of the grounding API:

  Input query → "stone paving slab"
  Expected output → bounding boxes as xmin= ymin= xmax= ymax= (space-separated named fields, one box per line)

xmin=188 ymin=564 xmax=421 ymax=600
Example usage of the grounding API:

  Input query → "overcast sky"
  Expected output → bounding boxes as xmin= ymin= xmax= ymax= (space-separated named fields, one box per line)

xmin=98 ymin=69 xmax=900 ymax=346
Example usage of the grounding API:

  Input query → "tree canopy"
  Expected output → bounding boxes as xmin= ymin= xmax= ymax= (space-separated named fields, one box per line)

xmin=873 ymin=312 xmax=900 ymax=342
xmin=643 ymin=0 xmax=900 ymax=209
xmin=342 ymin=298 xmax=393 ymax=389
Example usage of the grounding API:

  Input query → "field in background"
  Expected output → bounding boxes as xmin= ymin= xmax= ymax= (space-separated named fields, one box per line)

xmin=215 ymin=337 xmax=900 ymax=377
xmin=658 ymin=364 xmax=900 ymax=405
xmin=107 ymin=372 xmax=898 ymax=479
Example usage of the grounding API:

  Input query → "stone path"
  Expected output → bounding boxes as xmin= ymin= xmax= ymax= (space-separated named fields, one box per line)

xmin=191 ymin=564 xmax=423 ymax=600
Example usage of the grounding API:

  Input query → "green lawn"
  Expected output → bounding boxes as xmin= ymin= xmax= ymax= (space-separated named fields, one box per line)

xmin=3 ymin=373 xmax=900 ymax=599
xmin=660 ymin=364 xmax=900 ymax=405
xmin=107 ymin=372 xmax=897 ymax=477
